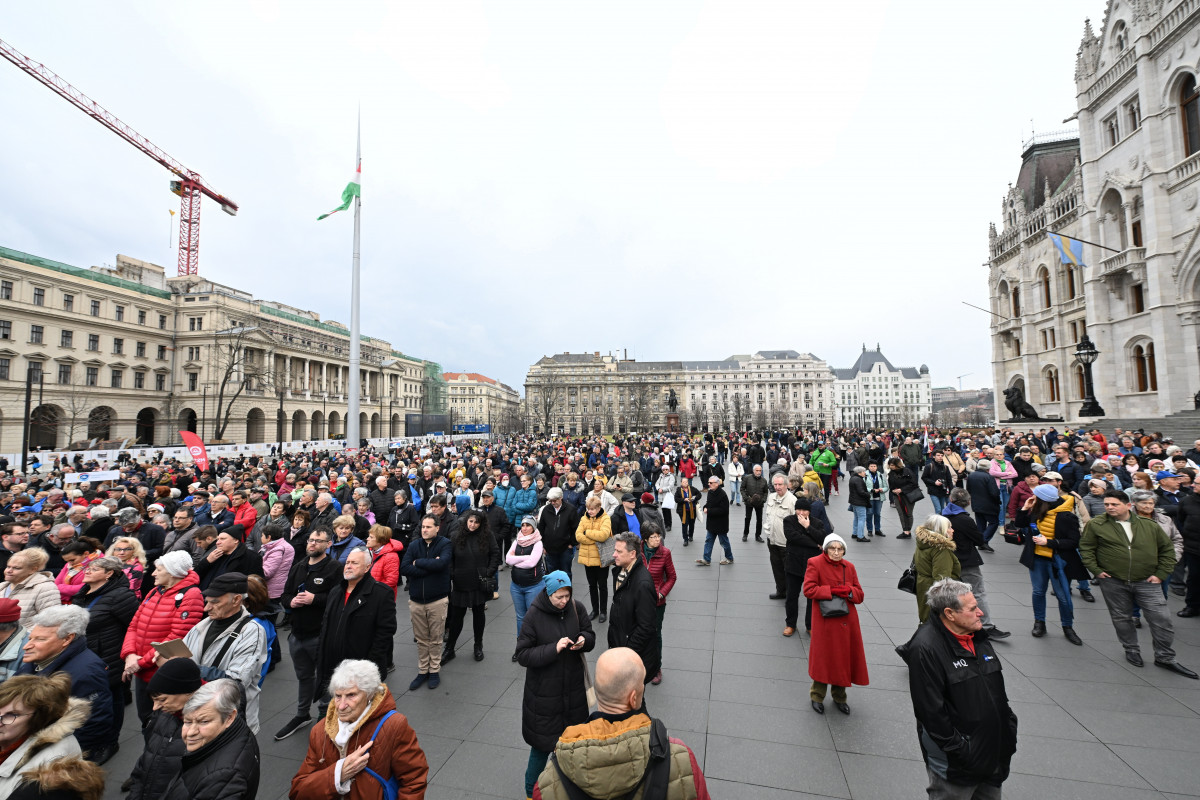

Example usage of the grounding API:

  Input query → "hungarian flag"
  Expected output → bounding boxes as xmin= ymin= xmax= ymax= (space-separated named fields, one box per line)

xmin=317 ymin=162 xmax=361 ymax=220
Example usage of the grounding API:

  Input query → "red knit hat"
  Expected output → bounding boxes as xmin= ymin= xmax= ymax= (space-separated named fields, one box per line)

xmin=0 ymin=598 xmax=20 ymax=624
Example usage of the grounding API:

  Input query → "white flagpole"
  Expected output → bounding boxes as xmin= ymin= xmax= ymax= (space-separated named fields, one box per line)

xmin=346 ymin=110 xmax=362 ymax=449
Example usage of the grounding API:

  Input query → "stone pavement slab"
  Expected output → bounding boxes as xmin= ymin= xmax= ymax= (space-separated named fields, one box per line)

xmin=98 ymin=487 xmax=1200 ymax=799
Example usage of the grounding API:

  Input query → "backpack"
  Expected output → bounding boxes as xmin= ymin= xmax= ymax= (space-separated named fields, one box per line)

xmin=363 ymin=710 xmax=401 ymax=800
xmin=549 ymin=717 xmax=672 ymax=800
xmin=250 ymin=616 xmax=277 ymax=686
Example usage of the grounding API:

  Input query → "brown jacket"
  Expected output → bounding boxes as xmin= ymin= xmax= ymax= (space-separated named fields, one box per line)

xmin=290 ymin=686 xmax=428 ymax=800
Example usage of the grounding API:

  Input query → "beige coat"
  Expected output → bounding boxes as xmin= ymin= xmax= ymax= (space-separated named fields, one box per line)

xmin=0 ymin=571 xmax=60 ymax=629
xmin=764 ymin=489 xmax=797 ymax=546
xmin=0 ymin=698 xmax=88 ymax=796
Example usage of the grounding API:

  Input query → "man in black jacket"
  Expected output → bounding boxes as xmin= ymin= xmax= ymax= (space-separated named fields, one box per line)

xmin=367 ymin=475 xmax=396 ymax=523
xmin=922 ymin=451 xmax=954 ymax=516
xmin=194 ymin=524 xmax=263 ymax=590
xmin=538 ymin=487 xmax=580 ymax=578
xmin=965 ymin=462 xmax=1001 ymax=546
xmin=899 ymin=578 xmax=1017 ymax=798
xmin=274 ymin=529 xmax=340 ymax=740
xmin=386 ymin=489 xmax=420 ymax=551
xmin=607 ymin=533 xmax=659 ymax=684
xmin=1176 ymin=482 xmax=1200 ymax=617
xmin=699 ymin=476 xmax=733 ymax=565
xmin=315 ymin=546 xmax=397 ymax=715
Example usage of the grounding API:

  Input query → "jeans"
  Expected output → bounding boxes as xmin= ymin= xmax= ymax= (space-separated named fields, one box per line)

xmin=868 ymin=500 xmax=883 ymax=533
xmin=975 ymin=512 xmax=999 ymax=543
xmin=959 ymin=565 xmax=993 ymax=627
xmin=730 ymin=479 xmax=742 ymax=504
xmin=288 ymin=632 xmax=321 ymax=718
xmin=1131 ymin=577 xmax=1170 ymax=618
xmin=851 ymin=505 xmax=868 ymax=540
xmin=544 ymin=548 xmax=575 ymax=579
xmin=511 ymin=580 xmax=544 ymax=635
xmin=925 ymin=768 xmax=1002 ymax=800
xmin=525 ymin=747 xmax=551 ymax=797
xmin=703 ymin=529 xmax=733 ymax=563
xmin=930 ymin=495 xmax=946 ymax=515
xmin=1095 ymin=576 xmax=1177 ymax=662
xmin=997 ymin=485 xmax=1010 ymax=525
xmin=1029 ymin=554 xmax=1073 ymax=626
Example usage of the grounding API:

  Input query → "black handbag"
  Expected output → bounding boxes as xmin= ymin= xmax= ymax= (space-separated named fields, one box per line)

xmin=897 ymin=558 xmax=917 ymax=594
xmin=818 ymin=596 xmax=849 ymax=617
xmin=902 ymin=486 xmax=925 ymax=506
xmin=1002 ymin=522 xmax=1026 ymax=546
xmin=477 ymin=568 xmax=498 ymax=594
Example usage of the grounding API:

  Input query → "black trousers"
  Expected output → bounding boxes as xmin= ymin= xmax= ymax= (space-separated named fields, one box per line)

xmin=446 ymin=603 xmax=486 ymax=647
xmin=680 ymin=517 xmax=695 ymax=542
xmin=785 ymin=572 xmax=812 ymax=630
xmin=662 ymin=508 xmax=672 ymax=530
xmin=743 ymin=505 xmax=763 ymax=538
xmin=585 ymin=565 xmax=609 ymax=614
xmin=768 ymin=543 xmax=787 ymax=595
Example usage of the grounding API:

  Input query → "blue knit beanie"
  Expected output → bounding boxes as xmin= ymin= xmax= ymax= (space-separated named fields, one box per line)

xmin=544 ymin=570 xmax=572 ymax=596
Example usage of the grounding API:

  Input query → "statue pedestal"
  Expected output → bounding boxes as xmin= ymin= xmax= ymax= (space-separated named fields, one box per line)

xmin=667 ymin=414 xmax=680 ymax=433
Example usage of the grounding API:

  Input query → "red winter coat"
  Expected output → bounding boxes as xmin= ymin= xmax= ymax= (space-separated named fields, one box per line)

xmin=643 ymin=545 xmax=677 ymax=607
xmin=120 ymin=570 xmax=205 ymax=680
xmin=370 ymin=539 xmax=405 ymax=597
xmin=234 ymin=502 xmax=258 ymax=531
xmin=802 ymin=553 xmax=869 ymax=689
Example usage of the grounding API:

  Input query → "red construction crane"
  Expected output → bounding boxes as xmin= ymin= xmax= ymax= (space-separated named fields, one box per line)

xmin=0 ymin=37 xmax=238 ymax=276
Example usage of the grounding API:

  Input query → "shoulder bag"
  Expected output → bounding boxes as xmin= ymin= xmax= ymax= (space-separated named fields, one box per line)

xmin=597 ymin=534 xmax=617 ymax=568
xmin=897 ymin=557 xmax=917 ymax=594
xmin=363 ymin=709 xmax=401 ymax=800
xmin=902 ymin=486 xmax=925 ymax=506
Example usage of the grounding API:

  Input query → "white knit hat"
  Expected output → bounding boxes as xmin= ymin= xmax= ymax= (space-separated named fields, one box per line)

xmin=157 ymin=550 xmax=193 ymax=578
xmin=822 ymin=533 xmax=847 ymax=551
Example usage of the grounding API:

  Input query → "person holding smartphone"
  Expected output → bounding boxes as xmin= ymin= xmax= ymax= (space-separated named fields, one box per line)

xmin=515 ymin=570 xmax=596 ymax=800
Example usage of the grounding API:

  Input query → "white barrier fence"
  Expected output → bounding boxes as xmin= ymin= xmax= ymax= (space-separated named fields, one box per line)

xmin=6 ymin=433 xmax=492 ymax=471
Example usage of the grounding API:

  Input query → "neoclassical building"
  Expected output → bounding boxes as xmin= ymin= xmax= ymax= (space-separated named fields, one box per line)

xmin=443 ymin=372 xmax=522 ymax=433
xmin=832 ymin=346 xmax=932 ymax=428
xmin=989 ymin=0 xmax=1200 ymax=419
xmin=0 ymin=246 xmax=446 ymax=451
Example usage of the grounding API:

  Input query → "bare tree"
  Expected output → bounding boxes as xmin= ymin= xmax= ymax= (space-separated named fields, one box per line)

xmin=57 ymin=374 xmax=94 ymax=446
xmin=753 ymin=408 xmax=768 ymax=430
xmin=210 ymin=326 xmax=274 ymax=441
xmin=678 ymin=408 xmax=693 ymax=433
xmin=628 ymin=376 xmax=659 ymax=432
xmin=768 ymin=407 xmax=787 ymax=430
xmin=731 ymin=393 xmax=747 ymax=432
xmin=712 ymin=401 xmax=730 ymax=433
xmin=533 ymin=370 xmax=566 ymax=435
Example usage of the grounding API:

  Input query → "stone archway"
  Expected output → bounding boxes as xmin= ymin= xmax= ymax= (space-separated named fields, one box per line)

xmin=135 ymin=408 xmax=157 ymax=445
xmin=245 ymin=408 xmax=266 ymax=444
xmin=178 ymin=408 xmax=198 ymax=435
xmin=88 ymin=407 xmax=115 ymax=440
xmin=30 ymin=405 xmax=61 ymax=449
xmin=327 ymin=411 xmax=341 ymax=438
xmin=291 ymin=410 xmax=307 ymax=441
xmin=310 ymin=411 xmax=325 ymax=440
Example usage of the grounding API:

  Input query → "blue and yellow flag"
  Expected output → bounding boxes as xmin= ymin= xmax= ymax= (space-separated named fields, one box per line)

xmin=1047 ymin=232 xmax=1085 ymax=267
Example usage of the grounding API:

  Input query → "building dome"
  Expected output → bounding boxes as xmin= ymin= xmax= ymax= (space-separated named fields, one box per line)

xmin=920 ymin=364 xmax=929 ymax=374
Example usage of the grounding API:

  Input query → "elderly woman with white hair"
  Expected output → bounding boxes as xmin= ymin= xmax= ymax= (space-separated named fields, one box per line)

xmin=15 ymin=605 xmax=116 ymax=763
xmin=291 ymin=659 xmax=429 ymax=800
xmin=0 ymin=546 xmax=59 ymax=630
xmin=159 ymin=679 xmax=260 ymax=800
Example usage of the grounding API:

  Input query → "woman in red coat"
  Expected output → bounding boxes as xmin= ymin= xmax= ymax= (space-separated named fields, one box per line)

xmin=366 ymin=524 xmax=404 ymax=598
xmin=642 ymin=525 xmax=676 ymax=686
xmin=802 ymin=532 xmax=868 ymax=715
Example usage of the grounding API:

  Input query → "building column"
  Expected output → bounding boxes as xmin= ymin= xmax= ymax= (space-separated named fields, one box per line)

xmin=284 ymin=355 xmax=293 ymax=398
xmin=303 ymin=359 xmax=311 ymax=398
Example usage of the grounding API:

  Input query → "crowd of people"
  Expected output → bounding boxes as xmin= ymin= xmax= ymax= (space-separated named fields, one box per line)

xmin=0 ymin=422 xmax=1195 ymax=798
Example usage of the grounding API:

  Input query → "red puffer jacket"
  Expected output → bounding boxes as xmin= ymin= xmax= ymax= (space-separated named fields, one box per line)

xmin=370 ymin=539 xmax=405 ymax=597
xmin=120 ymin=570 xmax=205 ymax=680
xmin=643 ymin=545 xmax=677 ymax=607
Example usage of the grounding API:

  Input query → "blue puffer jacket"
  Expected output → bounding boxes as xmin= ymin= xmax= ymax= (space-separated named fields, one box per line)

xmin=560 ymin=481 xmax=587 ymax=514
xmin=504 ymin=486 xmax=538 ymax=526
xmin=492 ymin=484 xmax=516 ymax=519
xmin=400 ymin=535 xmax=453 ymax=603
xmin=17 ymin=635 xmax=113 ymax=756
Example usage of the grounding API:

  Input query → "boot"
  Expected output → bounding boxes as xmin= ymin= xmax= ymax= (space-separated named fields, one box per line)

xmin=442 ymin=643 xmax=457 ymax=663
xmin=1031 ymin=620 xmax=1047 ymax=638
xmin=589 ymin=609 xmax=598 ymax=621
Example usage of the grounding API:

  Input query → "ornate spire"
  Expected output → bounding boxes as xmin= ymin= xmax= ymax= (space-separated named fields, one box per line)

xmin=1076 ymin=17 xmax=1100 ymax=81
xmin=1044 ymin=176 xmax=1053 ymax=204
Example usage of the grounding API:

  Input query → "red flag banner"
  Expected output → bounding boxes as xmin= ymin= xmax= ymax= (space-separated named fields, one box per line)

xmin=179 ymin=431 xmax=210 ymax=472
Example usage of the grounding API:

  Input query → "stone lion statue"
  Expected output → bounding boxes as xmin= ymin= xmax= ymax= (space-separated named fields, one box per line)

xmin=1003 ymin=386 xmax=1040 ymax=420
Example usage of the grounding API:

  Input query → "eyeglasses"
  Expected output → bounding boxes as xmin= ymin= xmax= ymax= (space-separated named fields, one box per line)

xmin=0 ymin=711 xmax=31 ymax=726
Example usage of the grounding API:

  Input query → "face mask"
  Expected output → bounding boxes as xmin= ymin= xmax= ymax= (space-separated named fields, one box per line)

xmin=502 ymin=480 xmax=509 ymax=487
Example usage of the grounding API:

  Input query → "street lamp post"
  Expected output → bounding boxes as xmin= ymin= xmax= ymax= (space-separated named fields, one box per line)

xmin=1075 ymin=334 xmax=1106 ymax=417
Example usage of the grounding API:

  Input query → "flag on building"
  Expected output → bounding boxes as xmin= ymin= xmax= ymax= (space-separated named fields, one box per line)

xmin=317 ymin=162 xmax=361 ymax=220
xmin=1047 ymin=232 xmax=1085 ymax=267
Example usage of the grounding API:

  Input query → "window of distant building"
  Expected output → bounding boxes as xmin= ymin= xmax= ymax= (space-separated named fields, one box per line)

xmin=1182 ymin=74 xmax=1200 ymax=157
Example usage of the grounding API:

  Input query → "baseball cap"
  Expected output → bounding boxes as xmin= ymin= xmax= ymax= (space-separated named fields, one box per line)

xmin=203 ymin=572 xmax=248 ymax=598
xmin=1155 ymin=470 xmax=1180 ymax=480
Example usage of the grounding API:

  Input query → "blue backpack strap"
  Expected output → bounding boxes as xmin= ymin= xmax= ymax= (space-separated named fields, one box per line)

xmin=362 ymin=710 xmax=400 ymax=800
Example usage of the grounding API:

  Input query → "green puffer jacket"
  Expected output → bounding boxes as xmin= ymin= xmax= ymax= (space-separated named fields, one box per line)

xmin=534 ymin=712 xmax=710 ymax=800
xmin=914 ymin=525 xmax=961 ymax=623
xmin=1079 ymin=513 xmax=1175 ymax=582
xmin=812 ymin=449 xmax=837 ymax=476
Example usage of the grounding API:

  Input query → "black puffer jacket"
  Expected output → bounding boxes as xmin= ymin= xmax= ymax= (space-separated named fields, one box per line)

xmin=70 ymin=570 xmax=138 ymax=685
xmin=941 ymin=510 xmax=983 ymax=570
xmin=1179 ymin=492 xmax=1200 ymax=556
xmin=782 ymin=516 xmax=825 ymax=575
xmin=127 ymin=709 xmax=185 ymax=800
xmin=515 ymin=591 xmax=596 ymax=752
xmin=607 ymin=558 xmax=659 ymax=682
xmin=160 ymin=712 xmax=260 ymax=800
xmin=898 ymin=619 xmax=1017 ymax=787
xmin=449 ymin=522 xmax=500 ymax=606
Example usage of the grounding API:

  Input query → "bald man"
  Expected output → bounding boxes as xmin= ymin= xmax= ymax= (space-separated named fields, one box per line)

xmin=532 ymin=648 xmax=710 ymax=800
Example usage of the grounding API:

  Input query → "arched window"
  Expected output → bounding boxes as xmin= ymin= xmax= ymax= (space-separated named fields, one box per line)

xmin=1045 ymin=368 xmax=1060 ymax=403
xmin=1074 ymin=364 xmax=1086 ymax=399
xmin=1133 ymin=342 xmax=1158 ymax=392
xmin=1065 ymin=266 xmax=1077 ymax=299
xmin=1012 ymin=287 xmax=1022 ymax=317
xmin=1037 ymin=267 xmax=1052 ymax=309
xmin=1113 ymin=21 xmax=1127 ymax=53
xmin=1182 ymin=74 xmax=1200 ymax=157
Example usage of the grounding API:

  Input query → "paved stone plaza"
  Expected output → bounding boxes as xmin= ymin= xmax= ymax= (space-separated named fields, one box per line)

xmin=100 ymin=495 xmax=1200 ymax=799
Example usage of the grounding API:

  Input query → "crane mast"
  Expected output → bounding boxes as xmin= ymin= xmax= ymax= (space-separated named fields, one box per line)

xmin=0 ymin=37 xmax=238 ymax=275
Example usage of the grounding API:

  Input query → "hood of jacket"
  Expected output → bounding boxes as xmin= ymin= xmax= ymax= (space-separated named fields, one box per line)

xmin=16 ymin=755 xmax=105 ymax=800
xmin=9 ymin=571 xmax=54 ymax=591
xmin=321 ymin=684 xmax=394 ymax=749
xmin=4 ymin=697 xmax=91 ymax=775
xmin=554 ymin=712 xmax=657 ymax=798
xmin=916 ymin=526 xmax=956 ymax=552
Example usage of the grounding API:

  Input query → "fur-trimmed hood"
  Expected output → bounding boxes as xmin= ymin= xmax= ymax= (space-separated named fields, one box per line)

xmin=915 ymin=525 xmax=956 ymax=551
xmin=17 ymin=754 xmax=105 ymax=800
xmin=0 ymin=698 xmax=89 ymax=779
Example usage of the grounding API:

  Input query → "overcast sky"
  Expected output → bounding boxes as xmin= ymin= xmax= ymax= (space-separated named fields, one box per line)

xmin=0 ymin=0 xmax=1098 ymax=393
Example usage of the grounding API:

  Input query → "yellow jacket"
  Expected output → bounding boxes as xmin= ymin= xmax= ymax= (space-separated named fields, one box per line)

xmin=575 ymin=512 xmax=612 ymax=567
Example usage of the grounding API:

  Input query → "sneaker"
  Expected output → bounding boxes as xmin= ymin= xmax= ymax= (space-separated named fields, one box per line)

xmin=696 ymin=559 xmax=711 ymax=566
xmin=274 ymin=715 xmax=311 ymax=741
xmin=984 ymin=626 xmax=1011 ymax=640
xmin=409 ymin=673 xmax=428 ymax=690
xmin=719 ymin=558 xmax=734 ymax=565
xmin=428 ymin=673 xmax=441 ymax=689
